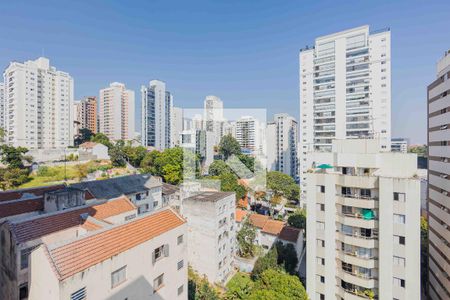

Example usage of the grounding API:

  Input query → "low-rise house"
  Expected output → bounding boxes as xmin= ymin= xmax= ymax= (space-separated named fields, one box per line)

xmin=248 ymin=214 xmax=285 ymax=250
xmin=162 ymin=182 xmax=180 ymax=209
xmin=0 ymin=185 xmax=95 ymax=222
xmin=278 ymin=226 xmax=304 ymax=267
xmin=235 ymin=209 xmax=249 ymax=231
xmin=183 ymin=192 xmax=236 ymax=284
xmin=78 ymin=141 xmax=109 ymax=160
xmin=29 ymin=208 xmax=187 ymax=300
xmin=0 ymin=196 xmax=137 ymax=300
xmin=71 ymin=174 xmax=162 ymax=214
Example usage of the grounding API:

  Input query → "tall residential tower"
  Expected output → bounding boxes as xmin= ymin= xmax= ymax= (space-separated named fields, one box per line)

xmin=141 ymin=80 xmax=173 ymax=150
xmin=3 ymin=57 xmax=74 ymax=149
xmin=299 ymin=26 xmax=391 ymax=200
xmin=99 ymin=82 xmax=135 ymax=141
xmin=427 ymin=50 xmax=450 ymax=300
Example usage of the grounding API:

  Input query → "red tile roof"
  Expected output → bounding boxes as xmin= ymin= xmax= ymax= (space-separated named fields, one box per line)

xmin=79 ymin=142 xmax=99 ymax=149
xmin=278 ymin=226 xmax=301 ymax=243
xmin=261 ymin=219 xmax=285 ymax=236
xmin=48 ymin=209 xmax=185 ymax=280
xmin=249 ymin=214 xmax=270 ymax=229
xmin=0 ymin=185 xmax=66 ymax=202
xmin=8 ymin=196 xmax=136 ymax=243
xmin=235 ymin=209 xmax=249 ymax=223
xmin=81 ymin=220 xmax=104 ymax=231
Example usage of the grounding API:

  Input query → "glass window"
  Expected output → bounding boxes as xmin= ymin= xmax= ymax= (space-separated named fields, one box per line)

xmin=393 ymin=256 xmax=406 ymax=267
xmin=153 ymin=273 xmax=164 ymax=291
xmin=393 ymin=214 xmax=406 ymax=224
xmin=70 ymin=287 xmax=86 ymax=300
xmin=177 ymin=260 xmax=184 ymax=270
xmin=177 ymin=234 xmax=184 ymax=245
xmin=178 ymin=285 xmax=184 ymax=295
xmin=393 ymin=192 xmax=406 ymax=202
xmin=111 ymin=266 xmax=126 ymax=288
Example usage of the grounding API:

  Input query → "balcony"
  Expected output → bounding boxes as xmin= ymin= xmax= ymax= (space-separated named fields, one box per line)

xmin=337 ymin=287 xmax=376 ymax=300
xmin=336 ymin=194 xmax=377 ymax=209
xmin=336 ymin=231 xmax=377 ymax=248
xmin=336 ymin=250 xmax=377 ymax=269
xmin=337 ymin=175 xmax=377 ymax=189
xmin=336 ymin=212 xmax=377 ymax=228
xmin=338 ymin=269 xmax=377 ymax=289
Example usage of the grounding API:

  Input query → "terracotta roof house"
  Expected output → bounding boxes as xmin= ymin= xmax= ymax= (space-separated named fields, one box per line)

xmin=0 ymin=196 xmax=137 ymax=300
xmin=28 ymin=208 xmax=188 ymax=300
xmin=235 ymin=209 xmax=249 ymax=223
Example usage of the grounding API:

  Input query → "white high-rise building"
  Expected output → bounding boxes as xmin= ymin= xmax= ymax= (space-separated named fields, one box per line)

xmin=141 ymin=80 xmax=173 ymax=150
xmin=306 ymin=139 xmax=420 ymax=300
xmin=99 ymin=82 xmax=135 ymax=141
xmin=204 ymin=95 xmax=225 ymax=145
xmin=171 ymin=106 xmax=183 ymax=147
xmin=235 ymin=116 xmax=263 ymax=155
xmin=3 ymin=57 xmax=74 ymax=149
xmin=299 ymin=25 xmax=391 ymax=200
xmin=0 ymin=82 xmax=4 ymax=131
xmin=391 ymin=137 xmax=409 ymax=153
xmin=266 ymin=113 xmax=299 ymax=179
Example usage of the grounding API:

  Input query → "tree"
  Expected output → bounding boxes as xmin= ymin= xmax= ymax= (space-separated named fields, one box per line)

xmin=140 ymin=150 xmax=161 ymax=174
xmin=408 ymin=145 xmax=427 ymax=157
xmin=108 ymin=143 xmax=126 ymax=167
xmin=225 ymin=272 xmax=254 ymax=300
xmin=276 ymin=242 xmax=298 ymax=274
xmin=208 ymin=160 xmax=230 ymax=176
xmin=0 ymin=145 xmax=30 ymax=168
xmin=123 ymin=145 xmax=147 ymax=167
xmin=267 ymin=171 xmax=299 ymax=201
xmin=188 ymin=266 xmax=220 ymax=300
xmin=288 ymin=208 xmax=306 ymax=229
xmin=249 ymin=269 xmax=307 ymax=300
xmin=237 ymin=219 xmax=257 ymax=258
xmin=219 ymin=172 xmax=246 ymax=200
xmin=0 ymin=168 xmax=31 ymax=190
xmin=420 ymin=216 xmax=429 ymax=295
xmin=73 ymin=164 xmax=89 ymax=180
xmin=219 ymin=134 xmax=241 ymax=159
xmin=91 ymin=133 xmax=113 ymax=148
xmin=75 ymin=128 xmax=94 ymax=146
xmin=251 ymin=246 xmax=278 ymax=280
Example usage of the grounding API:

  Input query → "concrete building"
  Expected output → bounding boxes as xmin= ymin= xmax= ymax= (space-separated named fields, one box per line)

xmin=71 ymin=174 xmax=163 ymax=215
xmin=306 ymin=139 xmax=420 ymax=300
xmin=28 ymin=208 xmax=187 ymax=300
xmin=299 ymin=25 xmax=391 ymax=201
xmin=266 ymin=113 xmax=299 ymax=179
xmin=204 ymin=95 xmax=225 ymax=146
xmin=141 ymin=80 xmax=173 ymax=150
xmin=427 ymin=50 xmax=450 ymax=300
xmin=235 ymin=116 xmax=263 ymax=155
xmin=78 ymin=141 xmax=109 ymax=160
xmin=3 ymin=57 xmax=74 ymax=149
xmin=99 ymin=82 xmax=135 ymax=141
xmin=171 ymin=106 xmax=184 ymax=146
xmin=391 ymin=137 xmax=409 ymax=153
xmin=0 ymin=82 xmax=4 ymax=131
xmin=0 ymin=196 xmax=137 ymax=300
xmin=74 ymin=96 xmax=97 ymax=134
xmin=182 ymin=192 xmax=236 ymax=283
xmin=180 ymin=129 xmax=215 ymax=174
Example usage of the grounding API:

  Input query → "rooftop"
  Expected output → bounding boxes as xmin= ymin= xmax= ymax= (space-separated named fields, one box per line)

xmin=249 ymin=213 xmax=270 ymax=229
xmin=47 ymin=208 xmax=185 ymax=280
xmin=79 ymin=141 xmax=101 ymax=149
xmin=0 ymin=184 xmax=66 ymax=202
xmin=162 ymin=182 xmax=179 ymax=196
xmin=6 ymin=196 xmax=136 ymax=243
xmin=71 ymin=174 xmax=161 ymax=200
xmin=278 ymin=226 xmax=302 ymax=243
xmin=261 ymin=219 xmax=285 ymax=236
xmin=235 ymin=209 xmax=249 ymax=223
xmin=184 ymin=191 xmax=235 ymax=203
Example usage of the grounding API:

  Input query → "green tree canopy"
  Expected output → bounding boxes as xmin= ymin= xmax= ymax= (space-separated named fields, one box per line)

xmin=208 ymin=160 xmax=231 ymax=176
xmin=75 ymin=128 xmax=94 ymax=146
xmin=108 ymin=142 xmax=127 ymax=167
xmin=188 ymin=266 xmax=220 ymax=300
xmin=251 ymin=246 xmax=279 ymax=280
xmin=288 ymin=208 xmax=306 ymax=229
xmin=276 ymin=242 xmax=299 ymax=275
xmin=123 ymin=144 xmax=147 ymax=167
xmin=237 ymin=219 xmax=257 ymax=258
xmin=408 ymin=145 xmax=427 ymax=157
xmin=249 ymin=269 xmax=307 ymax=300
xmin=219 ymin=134 xmax=241 ymax=159
xmin=225 ymin=272 xmax=254 ymax=300
xmin=91 ymin=132 xmax=113 ymax=148
xmin=0 ymin=168 xmax=31 ymax=190
xmin=0 ymin=145 xmax=30 ymax=168
xmin=267 ymin=171 xmax=299 ymax=201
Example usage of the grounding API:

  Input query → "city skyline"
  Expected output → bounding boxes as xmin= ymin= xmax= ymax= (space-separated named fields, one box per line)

xmin=1 ymin=1 xmax=450 ymax=144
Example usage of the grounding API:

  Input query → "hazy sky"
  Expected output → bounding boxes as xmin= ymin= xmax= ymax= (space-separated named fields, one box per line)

xmin=1 ymin=0 xmax=449 ymax=144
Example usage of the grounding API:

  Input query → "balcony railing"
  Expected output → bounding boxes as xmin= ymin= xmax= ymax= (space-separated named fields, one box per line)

xmin=342 ymin=269 xmax=377 ymax=280
xmin=336 ymin=193 xmax=378 ymax=201
xmin=338 ymin=230 xmax=378 ymax=240
xmin=337 ymin=248 xmax=377 ymax=260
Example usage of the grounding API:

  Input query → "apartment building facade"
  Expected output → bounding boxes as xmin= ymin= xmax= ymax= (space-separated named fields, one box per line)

xmin=391 ymin=137 xmax=409 ymax=153
xmin=427 ymin=50 xmax=450 ymax=300
xmin=74 ymin=96 xmax=97 ymax=134
xmin=299 ymin=26 xmax=391 ymax=200
xmin=204 ymin=95 xmax=225 ymax=146
xmin=28 ymin=208 xmax=187 ymax=300
xmin=182 ymin=192 xmax=236 ymax=283
xmin=3 ymin=57 xmax=74 ymax=149
xmin=0 ymin=82 xmax=4 ymax=130
xmin=141 ymin=80 xmax=173 ymax=150
xmin=266 ymin=113 xmax=299 ymax=179
xmin=235 ymin=116 xmax=263 ymax=155
xmin=99 ymin=82 xmax=135 ymax=141
xmin=306 ymin=139 xmax=420 ymax=300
